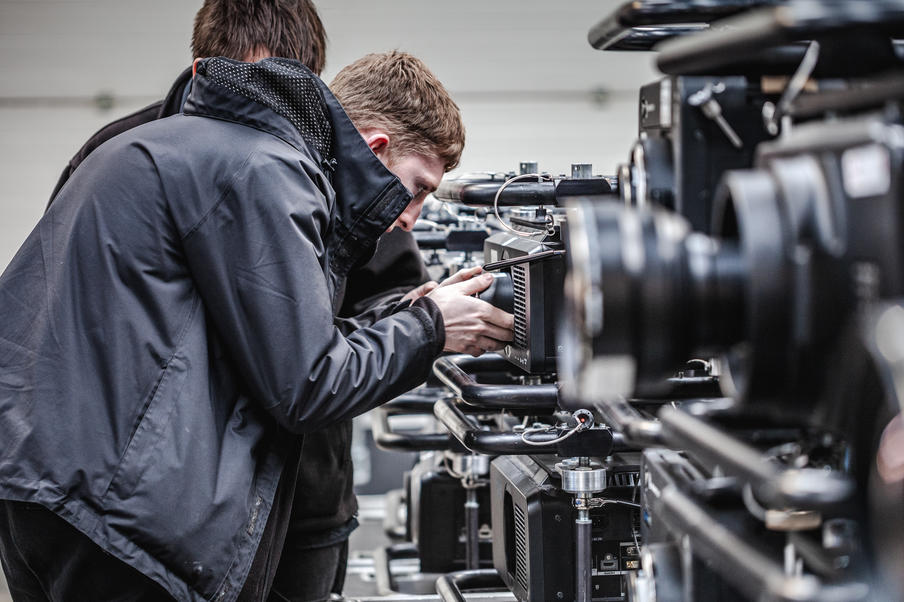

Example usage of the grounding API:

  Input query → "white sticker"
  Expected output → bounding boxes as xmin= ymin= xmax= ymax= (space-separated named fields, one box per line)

xmin=841 ymin=143 xmax=890 ymax=199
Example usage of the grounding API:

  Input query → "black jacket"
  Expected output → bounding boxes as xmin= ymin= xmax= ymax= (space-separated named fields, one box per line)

xmin=47 ymin=64 xmax=432 ymax=542
xmin=0 ymin=57 xmax=443 ymax=601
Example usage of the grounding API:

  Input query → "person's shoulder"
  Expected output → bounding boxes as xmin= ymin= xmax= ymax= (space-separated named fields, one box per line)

xmin=70 ymin=102 xmax=164 ymax=166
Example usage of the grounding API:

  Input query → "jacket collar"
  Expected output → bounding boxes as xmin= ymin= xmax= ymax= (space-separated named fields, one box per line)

xmin=183 ymin=57 xmax=412 ymax=275
xmin=158 ymin=66 xmax=193 ymax=119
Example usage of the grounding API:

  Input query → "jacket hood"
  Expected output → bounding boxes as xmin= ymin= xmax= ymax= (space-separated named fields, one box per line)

xmin=186 ymin=57 xmax=413 ymax=273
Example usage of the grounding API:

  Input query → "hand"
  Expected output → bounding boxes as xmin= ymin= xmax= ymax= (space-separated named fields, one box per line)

xmin=401 ymin=281 xmax=438 ymax=303
xmin=400 ymin=266 xmax=484 ymax=303
xmin=436 ymin=265 xmax=484 ymax=288
xmin=427 ymin=272 xmax=515 ymax=357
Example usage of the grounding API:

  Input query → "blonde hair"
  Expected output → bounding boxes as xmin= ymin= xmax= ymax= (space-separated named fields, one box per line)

xmin=330 ymin=51 xmax=465 ymax=171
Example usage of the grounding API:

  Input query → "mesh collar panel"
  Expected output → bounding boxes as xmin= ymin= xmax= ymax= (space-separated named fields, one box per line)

xmin=202 ymin=57 xmax=332 ymax=161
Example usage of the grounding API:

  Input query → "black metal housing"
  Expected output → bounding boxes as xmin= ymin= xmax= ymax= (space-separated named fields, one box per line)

xmin=490 ymin=455 xmax=641 ymax=602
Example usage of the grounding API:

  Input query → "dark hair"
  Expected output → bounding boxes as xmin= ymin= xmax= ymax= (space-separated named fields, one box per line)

xmin=192 ymin=0 xmax=327 ymax=75
xmin=331 ymin=51 xmax=465 ymax=171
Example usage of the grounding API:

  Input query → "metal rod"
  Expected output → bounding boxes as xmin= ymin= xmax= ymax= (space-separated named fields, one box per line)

xmin=658 ymin=407 xmax=855 ymax=510
xmin=575 ymin=507 xmax=593 ymax=602
xmin=466 ymin=488 xmax=480 ymax=570
xmin=594 ymin=397 xmax=664 ymax=447
xmin=658 ymin=485 xmax=869 ymax=602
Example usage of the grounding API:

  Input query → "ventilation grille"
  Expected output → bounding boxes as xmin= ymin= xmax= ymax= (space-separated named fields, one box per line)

xmin=512 ymin=264 xmax=528 ymax=349
xmin=512 ymin=502 xmax=529 ymax=593
xmin=608 ymin=470 xmax=640 ymax=488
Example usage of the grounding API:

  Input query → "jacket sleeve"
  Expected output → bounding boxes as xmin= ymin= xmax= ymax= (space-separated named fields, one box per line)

xmin=338 ymin=228 xmax=430 ymax=317
xmin=180 ymin=149 xmax=444 ymax=433
xmin=334 ymin=298 xmax=409 ymax=334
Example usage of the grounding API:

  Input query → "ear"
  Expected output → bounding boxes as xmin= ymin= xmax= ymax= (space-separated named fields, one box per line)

xmin=192 ymin=57 xmax=203 ymax=78
xmin=364 ymin=132 xmax=391 ymax=161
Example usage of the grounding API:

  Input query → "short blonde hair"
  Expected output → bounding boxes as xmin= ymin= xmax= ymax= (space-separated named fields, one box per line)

xmin=330 ymin=51 xmax=465 ymax=171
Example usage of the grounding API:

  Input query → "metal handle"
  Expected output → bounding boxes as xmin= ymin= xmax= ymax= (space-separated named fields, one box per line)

xmin=372 ymin=543 xmax=419 ymax=596
xmin=435 ymin=569 xmax=508 ymax=602
xmin=433 ymin=398 xmax=622 ymax=457
xmin=587 ymin=0 xmax=769 ymax=51
xmin=434 ymin=398 xmax=557 ymax=455
xmin=433 ymin=354 xmax=559 ymax=410
xmin=372 ymin=392 xmax=462 ymax=452
xmin=655 ymin=1 xmax=904 ymax=76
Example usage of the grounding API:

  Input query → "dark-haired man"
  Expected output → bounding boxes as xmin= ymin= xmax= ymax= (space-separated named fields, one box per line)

xmin=0 ymin=47 xmax=512 ymax=602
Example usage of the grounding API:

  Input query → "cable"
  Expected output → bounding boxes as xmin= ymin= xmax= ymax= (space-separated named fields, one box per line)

xmin=519 ymin=422 xmax=582 ymax=447
xmin=742 ymin=483 xmax=768 ymax=522
xmin=493 ymin=173 xmax=555 ymax=240
xmin=596 ymin=499 xmax=642 ymax=509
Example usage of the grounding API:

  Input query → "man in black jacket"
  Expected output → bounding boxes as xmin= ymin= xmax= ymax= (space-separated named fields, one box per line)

xmin=0 ymin=50 xmax=512 ymax=602
xmin=45 ymin=2 xmax=444 ymax=600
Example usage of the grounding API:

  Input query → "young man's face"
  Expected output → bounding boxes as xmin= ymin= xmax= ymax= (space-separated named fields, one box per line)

xmin=384 ymin=153 xmax=445 ymax=232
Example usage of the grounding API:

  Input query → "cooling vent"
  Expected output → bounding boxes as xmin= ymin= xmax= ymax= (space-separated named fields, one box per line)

xmin=608 ymin=470 xmax=640 ymax=488
xmin=511 ymin=264 xmax=528 ymax=349
xmin=512 ymin=502 xmax=529 ymax=593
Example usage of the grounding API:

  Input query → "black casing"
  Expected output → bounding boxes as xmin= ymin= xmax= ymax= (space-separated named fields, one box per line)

xmin=406 ymin=454 xmax=493 ymax=573
xmin=631 ymin=75 xmax=773 ymax=232
xmin=490 ymin=454 xmax=640 ymax=602
xmin=484 ymin=232 xmax=565 ymax=375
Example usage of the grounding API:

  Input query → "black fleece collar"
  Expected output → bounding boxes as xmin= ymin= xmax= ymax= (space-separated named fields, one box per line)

xmin=158 ymin=66 xmax=193 ymax=119
xmin=184 ymin=57 xmax=413 ymax=276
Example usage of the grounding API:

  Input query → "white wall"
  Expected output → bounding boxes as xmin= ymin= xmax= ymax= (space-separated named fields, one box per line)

xmin=0 ymin=0 xmax=660 ymax=271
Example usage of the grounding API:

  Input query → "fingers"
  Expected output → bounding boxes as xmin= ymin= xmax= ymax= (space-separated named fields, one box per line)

xmin=438 ymin=265 xmax=483 ymax=288
xmin=476 ymin=335 xmax=508 ymax=351
xmin=401 ymin=281 xmax=438 ymax=303
xmin=451 ymin=272 xmax=495 ymax=296
xmin=489 ymin=308 xmax=515 ymax=331
xmin=480 ymin=322 xmax=514 ymax=343
xmin=455 ymin=337 xmax=506 ymax=358
xmin=472 ymin=336 xmax=509 ymax=357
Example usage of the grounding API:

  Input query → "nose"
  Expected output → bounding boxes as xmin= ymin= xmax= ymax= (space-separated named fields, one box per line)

xmin=397 ymin=201 xmax=423 ymax=232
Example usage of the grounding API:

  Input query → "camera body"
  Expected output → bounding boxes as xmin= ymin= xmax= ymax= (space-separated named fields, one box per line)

xmin=557 ymin=2 xmax=904 ymax=600
xmin=623 ymin=75 xmax=774 ymax=232
xmin=406 ymin=453 xmax=494 ymax=573
xmin=563 ymin=107 xmax=904 ymax=409
xmin=490 ymin=454 xmax=641 ymax=602
xmin=483 ymin=228 xmax=566 ymax=375
xmin=389 ymin=5 xmax=904 ymax=602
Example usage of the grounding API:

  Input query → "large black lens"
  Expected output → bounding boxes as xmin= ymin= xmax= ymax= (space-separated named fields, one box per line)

xmin=559 ymin=201 xmax=744 ymax=402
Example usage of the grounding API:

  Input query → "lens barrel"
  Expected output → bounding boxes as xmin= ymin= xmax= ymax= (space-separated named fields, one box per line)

xmin=561 ymin=201 xmax=743 ymax=400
